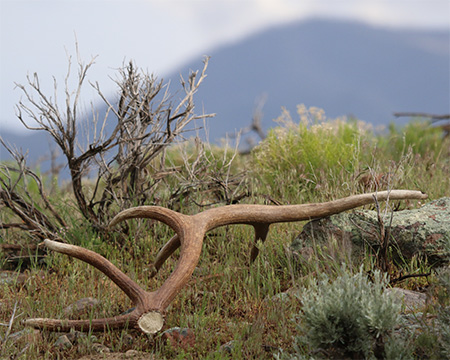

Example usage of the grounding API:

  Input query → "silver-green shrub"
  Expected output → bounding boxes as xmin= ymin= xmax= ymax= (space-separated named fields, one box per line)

xmin=436 ymin=268 xmax=450 ymax=358
xmin=297 ymin=269 xmax=401 ymax=359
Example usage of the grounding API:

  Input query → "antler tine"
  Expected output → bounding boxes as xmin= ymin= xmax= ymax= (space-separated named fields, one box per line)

xmin=249 ymin=224 xmax=271 ymax=262
xmin=25 ymin=314 xmax=137 ymax=333
xmin=24 ymin=239 xmax=163 ymax=333
xmin=150 ymin=190 xmax=428 ymax=273
xmin=151 ymin=234 xmax=181 ymax=277
xmin=109 ymin=206 xmax=186 ymax=233
xmin=150 ymin=223 xmax=271 ymax=277
xmin=41 ymin=239 xmax=147 ymax=304
xmin=197 ymin=190 xmax=428 ymax=228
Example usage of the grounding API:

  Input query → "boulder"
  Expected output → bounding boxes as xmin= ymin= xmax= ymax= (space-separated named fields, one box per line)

xmin=291 ymin=197 xmax=450 ymax=266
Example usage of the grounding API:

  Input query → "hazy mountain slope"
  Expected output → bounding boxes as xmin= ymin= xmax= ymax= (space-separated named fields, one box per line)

xmin=170 ymin=19 xmax=449 ymax=141
xmin=1 ymin=19 xmax=448 ymax=164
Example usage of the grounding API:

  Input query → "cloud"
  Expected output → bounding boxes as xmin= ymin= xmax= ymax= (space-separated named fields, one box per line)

xmin=153 ymin=0 xmax=449 ymax=52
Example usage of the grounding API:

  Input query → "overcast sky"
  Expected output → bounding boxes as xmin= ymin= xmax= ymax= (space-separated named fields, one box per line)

xmin=1 ymin=0 xmax=449 ymax=134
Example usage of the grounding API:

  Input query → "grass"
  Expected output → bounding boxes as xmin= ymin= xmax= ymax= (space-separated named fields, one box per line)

xmin=1 ymin=110 xmax=449 ymax=359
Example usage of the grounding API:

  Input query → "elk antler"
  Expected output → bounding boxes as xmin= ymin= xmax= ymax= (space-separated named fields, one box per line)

xmin=25 ymin=190 xmax=427 ymax=334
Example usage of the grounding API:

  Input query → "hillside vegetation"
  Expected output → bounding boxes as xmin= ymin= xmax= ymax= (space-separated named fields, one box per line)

xmin=1 ymin=108 xmax=449 ymax=359
xmin=1 ymin=58 xmax=449 ymax=359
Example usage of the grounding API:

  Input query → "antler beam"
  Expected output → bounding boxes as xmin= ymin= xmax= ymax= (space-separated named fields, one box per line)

xmin=25 ymin=190 xmax=427 ymax=334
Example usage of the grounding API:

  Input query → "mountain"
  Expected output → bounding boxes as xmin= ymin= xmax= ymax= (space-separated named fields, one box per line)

xmin=1 ymin=19 xmax=449 ymax=167
xmin=171 ymin=19 xmax=449 ymax=142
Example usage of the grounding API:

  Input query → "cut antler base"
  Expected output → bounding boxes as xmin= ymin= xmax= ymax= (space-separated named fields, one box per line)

xmin=24 ymin=239 xmax=166 ymax=334
xmin=25 ymin=190 xmax=427 ymax=333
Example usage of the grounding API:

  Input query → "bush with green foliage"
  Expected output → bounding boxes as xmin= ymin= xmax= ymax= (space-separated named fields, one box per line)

xmin=379 ymin=121 xmax=446 ymax=161
xmin=251 ymin=105 xmax=372 ymax=201
xmin=251 ymin=105 xmax=449 ymax=203
xmin=294 ymin=269 xmax=402 ymax=359
xmin=436 ymin=268 xmax=450 ymax=358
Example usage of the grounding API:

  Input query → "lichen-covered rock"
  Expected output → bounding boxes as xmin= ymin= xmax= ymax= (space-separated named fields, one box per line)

xmin=291 ymin=197 xmax=450 ymax=266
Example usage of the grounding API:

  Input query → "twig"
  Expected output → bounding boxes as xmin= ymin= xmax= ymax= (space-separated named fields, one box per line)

xmin=393 ymin=112 xmax=450 ymax=122
xmin=390 ymin=272 xmax=432 ymax=284
xmin=1 ymin=301 xmax=18 ymax=346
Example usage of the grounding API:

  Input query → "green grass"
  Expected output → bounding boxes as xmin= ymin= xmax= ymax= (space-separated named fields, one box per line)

xmin=251 ymin=109 xmax=368 ymax=203
xmin=1 ymin=112 xmax=449 ymax=359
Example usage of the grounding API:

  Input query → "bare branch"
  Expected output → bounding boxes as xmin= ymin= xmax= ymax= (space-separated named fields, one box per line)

xmin=0 ymin=301 xmax=18 ymax=347
xmin=393 ymin=112 xmax=450 ymax=122
xmin=7 ymin=53 xmax=214 ymax=240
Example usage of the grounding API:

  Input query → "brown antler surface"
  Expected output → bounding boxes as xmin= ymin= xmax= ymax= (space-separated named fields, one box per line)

xmin=25 ymin=190 xmax=427 ymax=334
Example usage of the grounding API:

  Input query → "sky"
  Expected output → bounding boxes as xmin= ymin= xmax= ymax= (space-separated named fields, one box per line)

xmin=1 ymin=0 xmax=449 ymax=135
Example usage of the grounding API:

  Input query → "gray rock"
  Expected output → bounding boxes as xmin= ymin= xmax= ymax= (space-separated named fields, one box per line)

xmin=265 ymin=287 xmax=301 ymax=303
xmin=161 ymin=327 xmax=195 ymax=349
xmin=54 ymin=334 xmax=73 ymax=349
xmin=291 ymin=197 xmax=450 ymax=267
xmin=63 ymin=297 xmax=100 ymax=316
xmin=65 ymin=330 xmax=98 ymax=344
xmin=385 ymin=288 xmax=427 ymax=311
xmin=0 ymin=270 xmax=28 ymax=286
xmin=91 ymin=343 xmax=111 ymax=353
xmin=124 ymin=350 xmax=141 ymax=358
xmin=220 ymin=340 xmax=236 ymax=354
xmin=7 ymin=328 xmax=42 ymax=345
xmin=65 ymin=330 xmax=84 ymax=343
